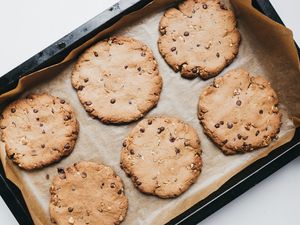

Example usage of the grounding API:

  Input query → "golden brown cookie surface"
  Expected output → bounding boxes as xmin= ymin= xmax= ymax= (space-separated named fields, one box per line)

xmin=0 ymin=93 xmax=79 ymax=170
xmin=121 ymin=117 xmax=202 ymax=198
xmin=72 ymin=36 xmax=162 ymax=124
xmin=49 ymin=161 xmax=128 ymax=225
xmin=198 ymin=69 xmax=281 ymax=154
xmin=158 ymin=0 xmax=240 ymax=79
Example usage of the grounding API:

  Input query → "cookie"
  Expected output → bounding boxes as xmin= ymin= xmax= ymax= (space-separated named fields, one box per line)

xmin=0 ymin=93 xmax=79 ymax=170
xmin=158 ymin=0 xmax=240 ymax=79
xmin=120 ymin=116 xmax=202 ymax=198
xmin=72 ymin=36 xmax=162 ymax=124
xmin=49 ymin=161 xmax=128 ymax=225
xmin=198 ymin=69 xmax=281 ymax=154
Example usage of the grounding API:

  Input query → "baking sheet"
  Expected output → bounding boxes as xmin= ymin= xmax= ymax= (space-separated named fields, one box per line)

xmin=0 ymin=0 xmax=299 ymax=225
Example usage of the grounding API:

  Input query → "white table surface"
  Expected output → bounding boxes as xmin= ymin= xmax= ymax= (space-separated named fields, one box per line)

xmin=0 ymin=1 xmax=299 ymax=225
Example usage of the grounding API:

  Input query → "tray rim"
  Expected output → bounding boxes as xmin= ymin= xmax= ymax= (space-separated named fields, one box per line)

xmin=0 ymin=0 xmax=299 ymax=224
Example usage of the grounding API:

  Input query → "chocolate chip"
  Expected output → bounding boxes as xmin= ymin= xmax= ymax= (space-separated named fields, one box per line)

xmin=197 ymin=44 xmax=200 ymax=47
xmin=227 ymin=122 xmax=233 ymax=129
xmin=84 ymin=78 xmax=89 ymax=83
xmin=39 ymin=123 xmax=43 ymax=127
xmin=148 ymin=120 xmax=152 ymax=125
xmin=137 ymin=67 xmax=141 ymax=72
xmin=129 ymin=149 xmax=135 ymax=155
xmin=0 ymin=125 xmax=6 ymax=129
xmin=184 ymin=140 xmax=190 ymax=146
xmin=169 ymin=136 xmax=176 ymax=142
xmin=33 ymin=109 xmax=38 ymax=113
xmin=259 ymin=109 xmax=263 ymax=114
xmin=41 ymin=144 xmax=45 ymax=148
xmin=78 ymin=85 xmax=84 ymax=91
xmin=171 ymin=47 xmax=176 ymax=52
xmin=93 ymin=51 xmax=99 ymax=57
xmin=42 ymin=130 xmax=46 ymax=134
xmin=110 ymin=183 xmax=116 ymax=188
xmin=160 ymin=28 xmax=166 ymax=35
xmin=117 ymin=189 xmax=123 ymax=195
xmin=175 ymin=147 xmax=180 ymax=154
xmin=124 ymin=65 xmax=128 ymax=69
xmin=222 ymin=139 xmax=228 ymax=145
xmin=255 ymin=130 xmax=260 ymax=136
xmin=192 ymin=67 xmax=198 ymax=73
xmin=8 ymin=153 xmax=15 ymax=160
xmin=136 ymin=180 xmax=142 ymax=186
xmin=140 ymin=128 xmax=145 ymax=133
xmin=122 ymin=141 xmax=127 ymax=147
xmin=157 ymin=126 xmax=165 ymax=134
xmin=236 ymin=100 xmax=242 ymax=106
xmin=85 ymin=101 xmax=92 ymax=106
xmin=57 ymin=168 xmax=66 ymax=179
xmin=68 ymin=207 xmax=74 ymax=212
xmin=141 ymin=52 xmax=146 ymax=57
xmin=110 ymin=99 xmax=116 ymax=104
xmin=203 ymin=3 xmax=208 ymax=9
xmin=220 ymin=4 xmax=227 ymax=10
xmin=216 ymin=52 xmax=220 ymax=57
xmin=184 ymin=31 xmax=189 ymax=36
xmin=60 ymin=99 xmax=65 ymax=104
xmin=81 ymin=172 xmax=87 ymax=178
xmin=46 ymin=174 xmax=50 ymax=180
xmin=64 ymin=143 xmax=71 ymax=149
xmin=215 ymin=123 xmax=220 ymax=128
xmin=219 ymin=121 xmax=224 ymax=125
xmin=237 ymin=134 xmax=242 ymax=139
xmin=86 ymin=108 xmax=94 ymax=113
xmin=11 ymin=108 xmax=16 ymax=113
xmin=57 ymin=167 xmax=65 ymax=174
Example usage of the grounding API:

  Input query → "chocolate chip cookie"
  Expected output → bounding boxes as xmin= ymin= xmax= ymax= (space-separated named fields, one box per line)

xmin=0 ymin=93 xmax=79 ymax=170
xmin=158 ymin=0 xmax=240 ymax=79
xmin=72 ymin=36 xmax=162 ymax=124
xmin=198 ymin=69 xmax=281 ymax=154
xmin=49 ymin=161 xmax=128 ymax=225
xmin=120 ymin=117 xmax=202 ymax=198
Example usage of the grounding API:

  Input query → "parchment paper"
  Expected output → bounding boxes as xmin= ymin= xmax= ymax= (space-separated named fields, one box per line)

xmin=0 ymin=1 xmax=299 ymax=225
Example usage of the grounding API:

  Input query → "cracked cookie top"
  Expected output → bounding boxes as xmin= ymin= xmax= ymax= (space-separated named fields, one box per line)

xmin=72 ymin=36 xmax=163 ymax=124
xmin=158 ymin=0 xmax=240 ymax=79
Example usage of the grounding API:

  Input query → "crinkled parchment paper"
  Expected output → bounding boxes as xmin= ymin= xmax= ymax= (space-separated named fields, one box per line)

xmin=0 ymin=0 xmax=299 ymax=224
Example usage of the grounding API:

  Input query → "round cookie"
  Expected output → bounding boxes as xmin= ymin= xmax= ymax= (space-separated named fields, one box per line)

xmin=0 ymin=93 xmax=79 ymax=170
xmin=72 ymin=36 xmax=162 ymax=124
xmin=49 ymin=161 xmax=128 ymax=225
xmin=198 ymin=69 xmax=281 ymax=154
xmin=120 ymin=116 xmax=202 ymax=198
xmin=158 ymin=0 xmax=240 ymax=79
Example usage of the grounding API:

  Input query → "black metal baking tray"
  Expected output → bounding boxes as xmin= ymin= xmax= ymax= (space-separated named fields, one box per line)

xmin=0 ymin=0 xmax=299 ymax=224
